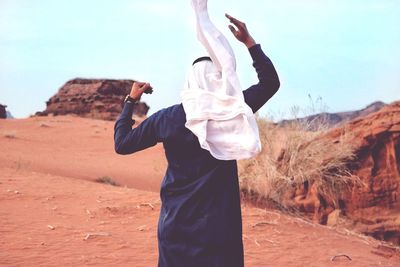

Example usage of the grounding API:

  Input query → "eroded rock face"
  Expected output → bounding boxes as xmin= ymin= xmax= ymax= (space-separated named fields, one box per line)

xmin=0 ymin=104 xmax=7 ymax=119
xmin=282 ymin=101 xmax=400 ymax=244
xmin=37 ymin=79 xmax=150 ymax=120
xmin=336 ymin=101 xmax=400 ymax=244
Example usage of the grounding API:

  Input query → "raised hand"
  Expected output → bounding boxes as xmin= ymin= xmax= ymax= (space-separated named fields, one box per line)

xmin=225 ymin=13 xmax=256 ymax=48
xmin=129 ymin=81 xmax=153 ymax=101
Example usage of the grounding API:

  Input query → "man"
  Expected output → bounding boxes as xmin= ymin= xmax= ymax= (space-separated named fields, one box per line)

xmin=114 ymin=5 xmax=280 ymax=267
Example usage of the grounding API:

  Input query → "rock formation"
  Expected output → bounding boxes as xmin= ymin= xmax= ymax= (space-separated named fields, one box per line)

xmin=279 ymin=101 xmax=386 ymax=129
xmin=329 ymin=101 xmax=400 ymax=244
xmin=0 ymin=104 xmax=7 ymax=119
xmin=37 ymin=78 xmax=149 ymax=120
xmin=281 ymin=101 xmax=400 ymax=245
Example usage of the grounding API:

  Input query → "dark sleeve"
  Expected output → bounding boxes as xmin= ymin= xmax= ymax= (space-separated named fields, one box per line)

xmin=114 ymin=102 xmax=161 ymax=155
xmin=243 ymin=44 xmax=280 ymax=113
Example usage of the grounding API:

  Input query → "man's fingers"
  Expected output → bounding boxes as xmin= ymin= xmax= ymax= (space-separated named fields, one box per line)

xmin=140 ymin=83 xmax=153 ymax=94
xmin=225 ymin=13 xmax=238 ymax=22
xmin=134 ymin=81 xmax=146 ymax=87
xmin=133 ymin=81 xmax=153 ymax=95
xmin=225 ymin=13 xmax=233 ymax=20
xmin=225 ymin=13 xmax=245 ymax=29
xmin=140 ymin=83 xmax=149 ymax=91
xmin=228 ymin=25 xmax=237 ymax=34
xmin=145 ymin=87 xmax=154 ymax=94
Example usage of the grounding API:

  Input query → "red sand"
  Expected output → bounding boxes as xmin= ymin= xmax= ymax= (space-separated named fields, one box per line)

xmin=0 ymin=116 xmax=166 ymax=192
xmin=1 ymin=116 xmax=399 ymax=266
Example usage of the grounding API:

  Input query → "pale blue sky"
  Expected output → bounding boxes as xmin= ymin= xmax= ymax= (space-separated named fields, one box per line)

xmin=1 ymin=0 xmax=399 ymax=119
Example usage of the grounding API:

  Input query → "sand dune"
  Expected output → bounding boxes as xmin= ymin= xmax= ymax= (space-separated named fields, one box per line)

xmin=1 ymin=116 xmax=399 ymax=266
xmin=0 ymin=115 xmax=166 ymax=192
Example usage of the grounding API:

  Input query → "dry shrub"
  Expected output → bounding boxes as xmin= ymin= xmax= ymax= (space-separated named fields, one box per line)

xmin=95 ymin=176 xmax=119 ymax=186
xmin=3 ymin=131 xmax=17 ymax=139
xmin=39 ymin=122 xmax=51 ymax=128
xmin=239 ymin=103 xmax=361 ymax=210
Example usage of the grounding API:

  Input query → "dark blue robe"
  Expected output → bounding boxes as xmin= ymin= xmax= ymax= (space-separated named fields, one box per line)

xmin=114 ymin=44 xmax=280 ymax=267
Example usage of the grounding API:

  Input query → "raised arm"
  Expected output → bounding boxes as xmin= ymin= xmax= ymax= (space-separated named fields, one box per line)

xmin=114 ymin=81 xmax=159 ymax=155
xmin=114 ymin=104 xmax=159 ymax=155
xmin=225 ymin=14 xmax=257 ymax=49
xmin=243 ymin=45 xmax=280 ymax=113
xmin=225 ymin=14 xmax=280 ymax=113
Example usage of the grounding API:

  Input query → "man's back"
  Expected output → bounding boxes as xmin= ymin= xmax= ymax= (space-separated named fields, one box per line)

xmin=149 ymin=103 xmax=243 ymax=266
xmin=114 ymin=43 xmax=279 ymax=267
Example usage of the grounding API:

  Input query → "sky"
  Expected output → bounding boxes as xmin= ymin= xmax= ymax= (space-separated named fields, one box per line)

xmin=0 ymin=0 xmax=399 ymax=119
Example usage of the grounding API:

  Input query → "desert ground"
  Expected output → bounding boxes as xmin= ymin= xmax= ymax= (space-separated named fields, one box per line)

xmin=1 ymin=115 xmax=399 ymax=266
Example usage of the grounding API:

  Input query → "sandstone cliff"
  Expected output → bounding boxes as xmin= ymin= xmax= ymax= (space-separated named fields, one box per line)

xmin=329 ymin=101 xmax=400 ymax=244
xmin=37 ymin=78 xmax=149 ymax=120
xmin=284 ymin=101 xmax=400 ymax=245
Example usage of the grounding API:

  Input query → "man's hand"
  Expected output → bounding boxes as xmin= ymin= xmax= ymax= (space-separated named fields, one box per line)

xmin=129 ymin=81 xmax=153 ymax=101
xmin=225 ymin=13 xmax=256 ymax=48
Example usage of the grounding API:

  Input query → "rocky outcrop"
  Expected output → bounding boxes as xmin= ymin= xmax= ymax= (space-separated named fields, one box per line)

xmin=281 ymin=101 xmax=400 ymax=245
xmin=279 ymin=101 xmax=386 ymax=129
xmin=329 ymin=101 xmax=400 ymax=244
xmin=0 ymin=104 xmax=7 ymax=119
xmin=37 ymin=78 xmax=149 ymax=120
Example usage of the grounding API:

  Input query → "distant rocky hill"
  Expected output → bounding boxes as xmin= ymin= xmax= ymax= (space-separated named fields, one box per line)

xmin=6 ymin=111 xmax=13 ymax=119
xmin=0 ymin=104 xmax=7 ymax=119
xmin=280 ymin=101 xmax=386 ymax=129
xmin=37 ymin=78 xmax=149 ymax=121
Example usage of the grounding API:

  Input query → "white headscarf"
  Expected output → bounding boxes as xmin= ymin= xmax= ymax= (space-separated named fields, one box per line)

xmin=181 ymin=0 xmax=261 ymax=160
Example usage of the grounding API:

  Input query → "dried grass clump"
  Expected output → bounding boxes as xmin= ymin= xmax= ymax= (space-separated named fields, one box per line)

xmin=39 ymin=122 xmax=51 ymax=128
xmin=3 ymin=131 xmax=17 ymax=139
xmin=95 ymin=176 xmax=119 ymax=186
xmin=239 ymin=103 xmax=361 ymax=210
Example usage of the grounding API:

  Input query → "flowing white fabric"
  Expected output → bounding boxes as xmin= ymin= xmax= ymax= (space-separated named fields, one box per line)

xmin=181 ymin=0 xmax=261 ymax=160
